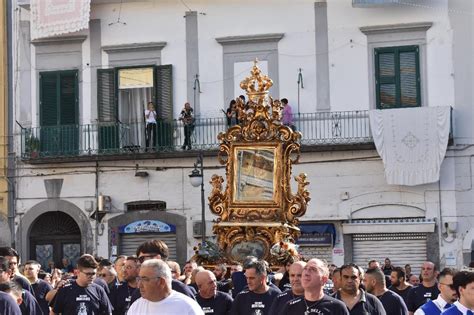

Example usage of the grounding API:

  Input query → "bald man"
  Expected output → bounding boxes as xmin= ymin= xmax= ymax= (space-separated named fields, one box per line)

xmin=195 ymin=270 xmax=233 ymax=315
xmin=280 ymin=258 xmax=348 ymax=314
xmin=406 ymin=262 xmax=440 ymax=314
xmin=269 ymin=261 xmax=306 ymax=314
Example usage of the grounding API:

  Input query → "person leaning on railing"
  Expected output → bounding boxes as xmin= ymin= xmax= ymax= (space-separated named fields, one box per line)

xmin=179 ymin=102 xmax=195 ymax=150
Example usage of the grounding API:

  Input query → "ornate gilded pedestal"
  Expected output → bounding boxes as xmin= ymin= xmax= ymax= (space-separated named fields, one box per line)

xmin=208 ymin=60 xmax=310 ymax=264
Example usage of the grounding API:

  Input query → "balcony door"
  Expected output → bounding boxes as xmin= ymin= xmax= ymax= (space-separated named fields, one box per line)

xmin=97 ymin=65 xmax=174 ymax=152
xmin=39 ymin=70 xmax=79 ymax=156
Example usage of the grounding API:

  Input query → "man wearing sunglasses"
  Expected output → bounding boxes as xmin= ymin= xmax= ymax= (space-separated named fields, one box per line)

xmin=130 ymin=239 xmax=195 ymax=305
xmin=0 ymin=247 xmax=34 ymax=296
xmin=415 ymin=268 xmax=457 ymax=315
xmin=440 ymin=270 xmax=474 ymax=314
xmin=109 ymin=256 xmax=139 ymax=315
xmin=0 ymin=257 xmax=42 ymax=315
xmin=127 ymin=259 xmax=203 ymax=314
xmin=52 ymin=254 xmax=113 ymax=315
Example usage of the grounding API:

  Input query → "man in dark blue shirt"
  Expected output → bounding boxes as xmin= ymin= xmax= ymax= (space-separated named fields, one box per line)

xmin=24 ymin=260 xmax=52 ymax=315
xmin=0 ymin=291 xmax=21 ymax=315
xmin=335 ymin=263 xmax=386 ymax=315
xmin=0 ymin=281 xmax=42 ymax=315
xmin=365 ymin=267 xmax=408 ymax=315
xmin=110 ymin=256 xmax=139 ymax=315
xmin=406 ymin=262 xmax=440 ymax=314
xmin=52 ymin=254 xmax=112 ymax=315
xmin=195 ymin=270 xmax=233 ymax=315
xmin=0 ymin=248 xmax=34 ymax=296
xmin=269 ymin=261 xmax=306 ymax=314
xmin=230 ymin=260 xmax=281 ymax=315
xmin=279 ymin=258 xmax=348 ymax=315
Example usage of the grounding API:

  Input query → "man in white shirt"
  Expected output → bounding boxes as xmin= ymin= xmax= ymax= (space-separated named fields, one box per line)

xmin=127 ymin=259 xmax=203 ymax=315
xmin=415 ymin=268 xmax=457 ymax=315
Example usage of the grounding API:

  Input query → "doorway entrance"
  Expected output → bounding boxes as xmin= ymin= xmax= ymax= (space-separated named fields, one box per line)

xmin=29 ymin=211 xmax=82 ymax=270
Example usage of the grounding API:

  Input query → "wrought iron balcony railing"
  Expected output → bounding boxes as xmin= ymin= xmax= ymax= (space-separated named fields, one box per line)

xmin=20 ymin=110 xmax=373 ymax=160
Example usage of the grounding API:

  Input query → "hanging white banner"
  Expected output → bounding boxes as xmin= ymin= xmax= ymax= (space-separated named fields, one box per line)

xmin=31 ymin=0 xmax=91 ymax=40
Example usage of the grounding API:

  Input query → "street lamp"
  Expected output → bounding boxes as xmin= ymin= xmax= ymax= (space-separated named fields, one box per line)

xmin=189 ymin=153 xmax=206 ymax=244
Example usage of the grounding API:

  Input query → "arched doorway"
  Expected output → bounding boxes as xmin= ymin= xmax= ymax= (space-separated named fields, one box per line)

xmin=29 ymin=211 xmax=82 ymax=270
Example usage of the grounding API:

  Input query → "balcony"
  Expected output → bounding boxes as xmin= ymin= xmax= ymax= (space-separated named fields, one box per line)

xmin=20 ymin=110 xmax=374 ymax=163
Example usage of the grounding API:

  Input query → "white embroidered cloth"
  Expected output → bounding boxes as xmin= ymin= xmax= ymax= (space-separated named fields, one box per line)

xmin=369 ymin=107 xmax=451 ymax=186
xmin=31 ymin=0 xmax=91 ymax=40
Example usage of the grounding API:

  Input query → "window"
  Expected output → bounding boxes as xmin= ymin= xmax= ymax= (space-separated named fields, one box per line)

xmin=97 ymin=65 xmax=173 ymax=151
xmin=375 ymin=46 xmax=421 ymax=109
xmin=39 ymin=70 xmax=79 ymax=155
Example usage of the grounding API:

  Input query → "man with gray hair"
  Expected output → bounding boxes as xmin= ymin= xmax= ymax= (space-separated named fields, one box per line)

xmin=127 ymin=259 xmax=203 ymax=314
xmin=230 ymin=259 xmax=281 ymax=315
xmin=195 ymin=270 xmax=233 ymax=315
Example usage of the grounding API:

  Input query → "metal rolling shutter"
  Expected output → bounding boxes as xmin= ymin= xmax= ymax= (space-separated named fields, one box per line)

xmin=299 ymin=246 xmax=332 ymax=264
xmin=352 ymin=233 xmax=426 ymax=274
xmin=120 ymin=233 xmax=177 ymax=261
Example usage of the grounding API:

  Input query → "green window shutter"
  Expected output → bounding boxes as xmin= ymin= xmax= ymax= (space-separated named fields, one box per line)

xmin=97 ymin=68 xmax=117 ymax=122
xmin=375 ymin=45 xmax=420 ymax=109
xmin=59 ymin=70 xmax=78 ymax=125
xmin=97 ymin=68 xmax=119 ymax=151
xmin=154 ymin=64 xmax=173 ymax=120
xmin=40 ymin=72 xmax=59 ymax=126
xmin=399 ymin=46 xmax=420 ymax=107
xmin=154 ymin=65 xmax=174 ymax=149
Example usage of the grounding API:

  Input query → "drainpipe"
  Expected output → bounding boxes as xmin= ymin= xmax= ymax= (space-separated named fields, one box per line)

xmin=6 ymin=0 xmax=16 ymax=248
xmin=95 ymin=161 xmax=99 ymax=255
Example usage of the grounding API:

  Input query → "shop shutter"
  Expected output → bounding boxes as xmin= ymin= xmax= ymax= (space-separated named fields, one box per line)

xmin=119 ymin=233 xmax=177 ymax=262
xmin=352 ymin=233 xmax=427 ymax=274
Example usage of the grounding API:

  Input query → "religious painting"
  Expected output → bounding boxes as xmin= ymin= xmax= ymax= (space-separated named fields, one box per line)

xmin=230 ymin=240 xmax=267 ymax=261
xmin=233 ymin=147 xmax=276 ymax=203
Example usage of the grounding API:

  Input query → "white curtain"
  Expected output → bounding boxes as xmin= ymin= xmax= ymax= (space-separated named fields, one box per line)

xmin=369 ymin=106 xmax=451 ymax=186
xmin=118 ymin=88 xmax=152 ymax=148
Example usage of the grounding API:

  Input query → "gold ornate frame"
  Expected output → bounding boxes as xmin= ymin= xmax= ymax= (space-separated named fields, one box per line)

xmin=208 ymin=60 xmax=310 ymax=263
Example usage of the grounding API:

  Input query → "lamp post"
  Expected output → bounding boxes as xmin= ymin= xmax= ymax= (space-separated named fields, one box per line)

xmin=189 ymin=153 xmax=206 ymax=245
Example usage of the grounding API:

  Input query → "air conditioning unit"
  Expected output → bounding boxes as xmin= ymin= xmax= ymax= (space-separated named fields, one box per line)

xmin=192 ymin=221 xmax=214 ymax=238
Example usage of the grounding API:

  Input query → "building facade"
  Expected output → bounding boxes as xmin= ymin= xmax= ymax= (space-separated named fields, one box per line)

xmin=8 ymin=0 xmax=474 ymax=271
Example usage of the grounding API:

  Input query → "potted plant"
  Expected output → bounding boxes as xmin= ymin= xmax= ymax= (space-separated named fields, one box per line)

xmin=25 ymin=135 xmax=40 ymax=158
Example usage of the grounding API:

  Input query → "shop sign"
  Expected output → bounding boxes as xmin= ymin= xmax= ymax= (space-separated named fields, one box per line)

xmin=119 ymin=220 xmax=176 ymax=234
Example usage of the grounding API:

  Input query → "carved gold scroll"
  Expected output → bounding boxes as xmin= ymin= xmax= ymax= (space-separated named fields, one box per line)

xmin=208 ymin=60 xmax=310 ymax=263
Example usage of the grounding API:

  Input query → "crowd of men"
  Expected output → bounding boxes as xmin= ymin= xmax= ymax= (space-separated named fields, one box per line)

xmin=0 ymin=242 xmax=473 ymax=314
